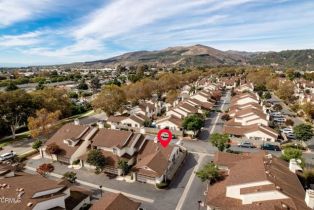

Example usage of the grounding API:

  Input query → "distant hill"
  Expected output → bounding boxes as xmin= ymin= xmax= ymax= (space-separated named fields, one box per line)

xmin=28 ymin=45 xmax=314 ymax=70
xmin=81 ymin=44 xmax=246 ymax=68
xmin=247 ymin=49 xmax=314 ymax=70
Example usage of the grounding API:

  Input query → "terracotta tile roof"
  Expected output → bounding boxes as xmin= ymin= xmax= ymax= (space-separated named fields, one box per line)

xmin=91 ymin=192 xmax=141 ymax=210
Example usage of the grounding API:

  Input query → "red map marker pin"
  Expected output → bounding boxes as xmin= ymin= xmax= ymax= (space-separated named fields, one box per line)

xmin=157 ymin=129 xmax=173 ymax=148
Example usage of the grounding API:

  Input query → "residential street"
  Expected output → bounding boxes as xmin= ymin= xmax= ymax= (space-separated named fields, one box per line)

xmin=26 ymin=152 xmax=199 ymax=210
xmin=23 ymin=89 xmax=314 ymax=210
xmin=175 ymin=91 xmax=230 ymax=210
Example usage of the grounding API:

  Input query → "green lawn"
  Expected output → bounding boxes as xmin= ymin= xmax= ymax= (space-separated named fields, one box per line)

xmin=0 ymin=133 xmax=30 ymax=148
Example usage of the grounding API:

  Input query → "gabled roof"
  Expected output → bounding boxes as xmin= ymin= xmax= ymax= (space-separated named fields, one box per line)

xmin=178 ymin=102 xmax=198 ymax=113
xmin=234 ymin=108 xmax=267 ymax=120
xmin=0 ymin=172 xmax=66 ymax=210
xmin=45 ymin=123 xmax=93 ymax=158
xmin=134 ymin=140 xmax=174 ymax=178
xmin=156 ymin=115 xmax=182 ymax=127
xmin=224 ymin=124 xmax=278 ymax=138
xmin=91 ymin=193 xmax=141 ymax=210
xmin=91 ymin=129 xmax=133 ymax=148
xmin=107 ymin=116 xmax=127 ymax=123
xmin=134 ymin=150 xmax=168 ymax=177
xmin=207 ymin=152 xmax=310 ymax=210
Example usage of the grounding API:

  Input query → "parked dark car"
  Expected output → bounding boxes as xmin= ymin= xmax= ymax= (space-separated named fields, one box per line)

xmin=260 ymin=144 xmax=281 ymax=151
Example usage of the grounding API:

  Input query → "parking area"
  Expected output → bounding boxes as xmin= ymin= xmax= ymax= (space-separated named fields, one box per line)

xmin=25 ymin=152 xmax=200 ymax=210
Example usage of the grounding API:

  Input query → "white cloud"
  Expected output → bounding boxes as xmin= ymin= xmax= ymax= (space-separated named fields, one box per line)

xmin=2 ymin=0 xmax=314 ymax=65
xmin=73 ymin=0 xmax=217 ymax=39
xmin=0 ymin=31 xmax=44 ymax=47
xmin=0 ymin=0 xmax=59 ymax=27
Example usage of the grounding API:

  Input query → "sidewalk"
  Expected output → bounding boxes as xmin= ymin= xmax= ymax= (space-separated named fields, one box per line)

xmin=26 ymin=156 xmax=163 ymax=203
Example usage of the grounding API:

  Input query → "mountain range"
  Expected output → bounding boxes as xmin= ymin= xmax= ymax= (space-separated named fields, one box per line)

xmin=47 ymin=44 xmax=314 ymax=70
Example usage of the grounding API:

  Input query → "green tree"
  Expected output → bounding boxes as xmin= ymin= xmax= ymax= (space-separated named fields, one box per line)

xmin=286 ymin=69 xmax=296 ymax=80
xmin=45 ymin=143 xmax=62 ymax=157
xmin=68 ymin=92 xmax=79 ymax=99
xmin=32 ymin=140 xmax=42 ymax=151
xmin=273 ymin=104 xmax=283 ymax=112
xmin=92 ymin=85 xmax=127 ymax=116
xmin=196 ymin=162 xmax=220 ymax=183
xmin=301 ymin=102 xmax=314 ymax=120
xmin=36 ymin=81 xmax=45 ymax=90
xmin=293 ymin=124 xmax=313 ymax=142
xmin=0 ymin=90 xmax=35 ymax=139
xmin=63 ymin=171 xmax=77 ymax=183
xmin=165 ymin=90 xmax=178 ymax=104
xmin=281 ymin=148 xmax=304 ymax=167
xmin=118 ymin=159 xmax=129 ymax=176
xmin=275 ymin=80 xmax=295 ymax=102
xmin=263 ymin=91 xmax=272 ymax=100
xmin=143 ymin=119 xmax=152 ymax=127
xmin=27 ymin=108 xmax=61 ymax=138
xmin=182 ymin=114 xmax=204 ymax=135
xmin=86 ymin=149 xmax=106 ymax=170
xmin=5 ymin=82 xmax=18 ymax=91
xmin=210 ymin=133 xmax=230 ymax=151
xmin=90 ymin=77 xmax=101 ymax=92
xmin=221 ymin=114 xmax=230 ymax=121
xmin=31 ymin=88 xmax=72 ymax=117
xmin=77 ymin=81 xmax=88 ymax=90
xmin=285 ymin=118 xmax=294 ymax=127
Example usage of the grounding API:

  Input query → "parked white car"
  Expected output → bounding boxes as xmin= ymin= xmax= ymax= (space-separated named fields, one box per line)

xmin=281 ymin=127 xmax=293 ymax=134
xmin=274 ymin=117 xmax=286 ymax=122
xmin=0 ymin=152 xmax=16 ymax=162
xmin=271 ymin=112 xmax=283 ymax=117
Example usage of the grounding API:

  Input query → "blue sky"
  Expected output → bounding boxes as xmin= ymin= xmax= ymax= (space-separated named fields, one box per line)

xmin=0 ymin=0 xmax=314 ymax=66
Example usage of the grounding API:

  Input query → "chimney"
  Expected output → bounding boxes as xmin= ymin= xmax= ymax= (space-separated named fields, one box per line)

xmin=97 ymin=120 xmax=105 ymax=129
xmin=154 ymin=137 xmax=158 ymax=143
xmin=305 ymin=189 xmax=314 ymax=209
xmin=289 ymin=159 xmax=303 ymax=173
xmin=74 ymin=118 xmax=80 ymax=125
